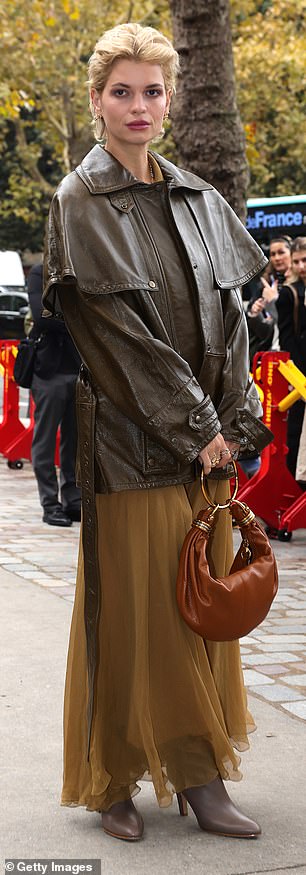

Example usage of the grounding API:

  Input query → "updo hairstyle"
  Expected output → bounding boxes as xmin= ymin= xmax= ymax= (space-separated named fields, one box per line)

xmin=88 ymin=22 xmax=180 ymax=140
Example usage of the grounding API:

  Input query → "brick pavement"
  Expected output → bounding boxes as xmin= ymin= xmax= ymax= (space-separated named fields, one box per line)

xmin=1 ymin=456 xmax=306 ymax=723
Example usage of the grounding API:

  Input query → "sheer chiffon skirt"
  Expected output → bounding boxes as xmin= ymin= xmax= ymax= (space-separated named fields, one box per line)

xmin=61 ymin=479 xmax=255 ymax=812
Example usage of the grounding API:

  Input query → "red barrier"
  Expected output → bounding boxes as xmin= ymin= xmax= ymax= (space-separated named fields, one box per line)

xmin=0 ymin=340 xmax=33 ymax=467
xmin=237 ymin=351 xmax=305 ymax=539
xmin=2 ymin=341 xmax=305 ymax=534
xmin=0 ymin=340 xmax=60 ymax=468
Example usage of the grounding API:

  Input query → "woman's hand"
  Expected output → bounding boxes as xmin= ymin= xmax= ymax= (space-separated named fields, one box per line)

xmin=225 ymin=439 xmax=240 ymax=461
xmin=261 ymin=277 xmax=279 ymax=302
xmin=198 ymin=434 xmax=234 ymax=475
xmin=249 ymin=296 xmax=266 ymax=316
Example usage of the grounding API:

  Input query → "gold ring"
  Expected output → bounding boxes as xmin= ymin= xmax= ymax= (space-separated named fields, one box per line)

xmin=201 ymin=460 xmax=239 ymax=509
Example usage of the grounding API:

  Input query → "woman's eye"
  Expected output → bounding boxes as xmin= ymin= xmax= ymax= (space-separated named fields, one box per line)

xmin=146 ymin=89 xmax=162 ymax=96
xmin=113 ymin=89 xmax=127 ymax=97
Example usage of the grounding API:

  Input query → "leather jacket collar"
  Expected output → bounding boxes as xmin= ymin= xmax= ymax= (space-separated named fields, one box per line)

xmin=76 ymin=144 xmax=213 ymax=194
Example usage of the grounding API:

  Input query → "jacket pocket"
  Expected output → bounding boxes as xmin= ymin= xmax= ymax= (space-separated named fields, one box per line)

xmin=80 ymin=278 xmax=160 ymax=296
xmin=143 ymin=434 xmax=180 ymax=475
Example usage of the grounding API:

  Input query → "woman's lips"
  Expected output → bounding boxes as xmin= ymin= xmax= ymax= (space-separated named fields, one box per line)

xmin=127 ymin=121 xmax=150 ymax=129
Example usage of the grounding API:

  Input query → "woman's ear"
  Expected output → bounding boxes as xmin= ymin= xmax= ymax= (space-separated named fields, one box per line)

xmin=165 ymin=89 xmax=172 ymax=116
xmin=90 ymin=87 xmax=102 ymax=116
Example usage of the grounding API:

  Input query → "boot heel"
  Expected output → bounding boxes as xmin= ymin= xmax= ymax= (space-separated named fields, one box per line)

xmin=177 ymin=793 xmax=188 ymax=816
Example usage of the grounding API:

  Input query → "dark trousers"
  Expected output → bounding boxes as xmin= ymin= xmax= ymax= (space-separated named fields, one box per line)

xmin=31 ymin=372 xmax=80 ymax=512
xmin=287 ymin=400 xmax=305 ymax=478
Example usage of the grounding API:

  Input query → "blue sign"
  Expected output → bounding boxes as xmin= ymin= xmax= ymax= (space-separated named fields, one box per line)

xmin=246 ymin=195 xmax=306 ymax=242
xmin=246 ymin=209 xmax=303 ymax=231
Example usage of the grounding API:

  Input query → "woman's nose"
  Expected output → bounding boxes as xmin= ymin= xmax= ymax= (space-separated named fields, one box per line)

xmin=130 ymin=93 xmax=147 ymax=113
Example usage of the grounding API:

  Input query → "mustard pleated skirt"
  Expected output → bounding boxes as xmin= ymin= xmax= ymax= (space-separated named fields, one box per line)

xmin=61 ymin=478 xmax=255 ymax=812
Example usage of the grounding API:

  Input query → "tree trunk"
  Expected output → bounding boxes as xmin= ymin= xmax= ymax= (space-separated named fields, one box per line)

xmin=169 ymin=0 xmax=249 ymax=220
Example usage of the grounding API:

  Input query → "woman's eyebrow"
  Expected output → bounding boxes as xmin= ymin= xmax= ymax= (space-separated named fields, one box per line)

xmin=111 ymin=81 xmax=164 ymax=87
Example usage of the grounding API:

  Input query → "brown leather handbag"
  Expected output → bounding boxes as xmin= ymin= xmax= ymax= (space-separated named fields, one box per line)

xmin=176 ymin=464 xmax=278 ymax=641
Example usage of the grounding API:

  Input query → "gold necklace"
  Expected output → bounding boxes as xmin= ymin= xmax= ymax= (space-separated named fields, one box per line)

xmin=148 ymin=156 xmax=155 ymax=182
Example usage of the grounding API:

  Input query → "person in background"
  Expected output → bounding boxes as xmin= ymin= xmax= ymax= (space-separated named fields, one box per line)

xmin=245 ymin=295 xmax=276 ymax=369
xmin=296 ymin=404 xmax=306 ymax=489
xmin=261 ymin=236 xmax=292 ymax=298
xmin=239 ymin=239 xmax=291 ymax=479
xmin=239 ymin=298 xmax=276 ymax=480
xmin=277 ymin=237 xmax=306 ymax=478
xmin=245 ymin=236 xmax=292 ymax=357
xmin=239 ymin=236 xmax=292 ymax=480
xmin=28 ymin=262 xmax=81 ymax=526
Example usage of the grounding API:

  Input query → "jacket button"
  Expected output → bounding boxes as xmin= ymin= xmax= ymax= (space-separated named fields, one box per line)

xmin=195 ymin=414 xmax=201 ymax=423
xmin=147 ymin=457 xmax=155 ymax=467
xmin=120 ymin=201 xmax=128 ymax=209
xmin=148 ymin=280 xmax=156 ymax=289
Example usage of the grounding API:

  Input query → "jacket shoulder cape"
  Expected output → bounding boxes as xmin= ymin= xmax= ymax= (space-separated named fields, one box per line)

xmin=43 ymin=145 xmax=267 ymax=316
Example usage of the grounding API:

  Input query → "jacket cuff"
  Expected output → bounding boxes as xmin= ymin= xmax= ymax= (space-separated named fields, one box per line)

xmin=148 ymin=378 xmax=221 ymax=462
xmin=235 ymin=408 xmax=273 ymax=452
xmin=222 ymin=413 xmax=273 ymax=454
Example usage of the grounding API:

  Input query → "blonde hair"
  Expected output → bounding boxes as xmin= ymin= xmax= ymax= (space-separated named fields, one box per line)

xmin=88 ymin=22 xmax=180 ymax=140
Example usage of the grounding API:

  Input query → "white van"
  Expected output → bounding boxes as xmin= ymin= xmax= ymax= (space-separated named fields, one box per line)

xmin=0 ymin=250 xmax=28 ymax=340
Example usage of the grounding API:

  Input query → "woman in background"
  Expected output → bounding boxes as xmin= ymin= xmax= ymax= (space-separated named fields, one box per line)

xmin=246 ymin=236 xmax=292 ymax=358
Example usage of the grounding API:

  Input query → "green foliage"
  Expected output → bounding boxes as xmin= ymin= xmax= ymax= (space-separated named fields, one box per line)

xmin=231 ymin=0 xmax=306 ymax=196
xmin=0 ymin=0 xmax=305 ymax=250
xmin=0 ymin=0 xmax=171 ymax=251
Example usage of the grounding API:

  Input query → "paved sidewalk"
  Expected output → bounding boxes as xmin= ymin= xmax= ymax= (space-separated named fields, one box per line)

xmin=1 ymin=457 xmax=306 ymax=873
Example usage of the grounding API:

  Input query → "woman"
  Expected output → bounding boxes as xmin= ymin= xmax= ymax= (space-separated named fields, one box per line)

xmin=277 ymin=237 xmax=306 ymax=477
xmin=262 ymin=235 xmax=292 ymax=297
xmin=245 ymin=236 xmax=292 ymax=359
xmin=43 ymin=23 xmax=272 ymax=842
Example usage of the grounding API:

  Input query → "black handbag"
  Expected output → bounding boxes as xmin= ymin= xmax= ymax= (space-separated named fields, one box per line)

xmin=13 ymin=336 xmax=41 ymax=388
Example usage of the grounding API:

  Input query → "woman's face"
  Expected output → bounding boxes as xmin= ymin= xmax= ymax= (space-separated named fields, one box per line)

xmin=91 ymin=59 xmax=171 ymax=151
xmin=292 ymin=249 xmax=306 ymax=282
xmin=269 ymin=241 xmax=291 ymax=273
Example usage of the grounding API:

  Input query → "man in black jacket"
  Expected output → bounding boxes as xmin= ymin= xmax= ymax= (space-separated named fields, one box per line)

xmin=28 ymin=262 xmax=81 ymax=526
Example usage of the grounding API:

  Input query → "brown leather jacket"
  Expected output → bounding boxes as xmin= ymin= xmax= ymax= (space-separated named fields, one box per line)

xmin=43 ymin=145 xmax=270 ymax=493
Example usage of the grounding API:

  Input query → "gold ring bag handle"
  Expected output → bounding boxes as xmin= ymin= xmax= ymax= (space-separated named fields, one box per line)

xmin=200 ymin=460 xmax=239 ymax=509
xmin=176 ymin=461 xmax=278 ymax=641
